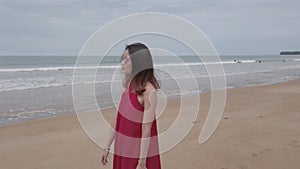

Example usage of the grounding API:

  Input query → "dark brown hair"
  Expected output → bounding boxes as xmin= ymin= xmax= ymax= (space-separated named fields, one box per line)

xmin=123 ymin=42 xmax=160 ymax=95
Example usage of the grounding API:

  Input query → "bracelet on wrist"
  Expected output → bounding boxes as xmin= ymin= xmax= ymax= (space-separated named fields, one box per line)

xmin=138 ymin=162 xmax=146 ymax=167
xmin=138 ymin=159 xmax=146 ymax=165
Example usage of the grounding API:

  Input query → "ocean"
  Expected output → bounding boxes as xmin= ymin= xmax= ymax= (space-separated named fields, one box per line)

xmin=0 ymin=54 xmax=299 ymax=126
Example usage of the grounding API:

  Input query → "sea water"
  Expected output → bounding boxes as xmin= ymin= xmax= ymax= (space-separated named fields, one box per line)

xmin=0 ymin=54 xmax=299 ymax=125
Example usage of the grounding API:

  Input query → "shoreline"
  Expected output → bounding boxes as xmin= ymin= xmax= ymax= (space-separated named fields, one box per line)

xmin=1 ymin=78 xmax=299 ymax=169
xmin=1 ymin=77 xmax=298 ymax=127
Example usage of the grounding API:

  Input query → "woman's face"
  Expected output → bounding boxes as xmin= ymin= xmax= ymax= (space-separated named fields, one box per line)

xmin=121 ymin=49 xmax=132 ymax=75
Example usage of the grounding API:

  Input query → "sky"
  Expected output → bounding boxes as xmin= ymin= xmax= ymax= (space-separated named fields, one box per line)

xmin=0 ymin=0 xmax=299 ymax=55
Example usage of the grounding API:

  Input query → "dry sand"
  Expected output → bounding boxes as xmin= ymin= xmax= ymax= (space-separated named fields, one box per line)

xmin=1 ymin=79 xmax=299 ymax=169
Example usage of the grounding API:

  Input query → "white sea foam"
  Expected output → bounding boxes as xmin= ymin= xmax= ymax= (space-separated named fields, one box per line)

xmin=0 ymin=60 xmax=261 ymax=73
xmin=1 ymin=61 xmax=300 ymax=126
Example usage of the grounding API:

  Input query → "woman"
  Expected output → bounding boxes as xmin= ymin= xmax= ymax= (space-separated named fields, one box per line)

xmin=101 ymin=43 xmax=162 ymax=169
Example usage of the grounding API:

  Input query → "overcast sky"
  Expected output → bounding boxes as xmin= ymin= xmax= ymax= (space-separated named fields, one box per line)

xmin=0 ymin=0 xmax=299 ymax=55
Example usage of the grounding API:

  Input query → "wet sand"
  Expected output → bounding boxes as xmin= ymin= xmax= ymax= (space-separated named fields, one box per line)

xmin=1 ymin=79 xmax=299 ymax=169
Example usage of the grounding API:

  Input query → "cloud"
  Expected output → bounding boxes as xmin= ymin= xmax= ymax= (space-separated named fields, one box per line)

xmin=0 ymin=0 xmax=299 ymax=55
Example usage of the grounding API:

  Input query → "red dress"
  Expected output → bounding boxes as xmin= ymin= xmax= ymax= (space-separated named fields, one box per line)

xmin=113 ymin=85 xmax=161 ymax=169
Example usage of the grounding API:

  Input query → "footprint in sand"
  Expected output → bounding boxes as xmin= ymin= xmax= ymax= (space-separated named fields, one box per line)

xmin=252 ymin=148 xmax=272 ymax=157
xmin=251 ymin=153 xmax=258 ymax=157
xmin=289 ymin=140 xmax=300 ymax=148
xmin=238 ymin=163 xmax=249 ymax=169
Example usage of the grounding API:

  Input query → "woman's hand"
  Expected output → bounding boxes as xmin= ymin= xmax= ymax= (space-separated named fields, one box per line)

xmin=136 ymin=161 xmax=147 ymax=169
xmin=136 ymin=164 xmax=147 ymax=169
xmin=101 ymin=150 xmax=109 ymax=165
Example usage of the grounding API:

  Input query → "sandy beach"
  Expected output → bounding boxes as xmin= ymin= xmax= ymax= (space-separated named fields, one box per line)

xmin=1 ymin=79 xmax=299 ymax=169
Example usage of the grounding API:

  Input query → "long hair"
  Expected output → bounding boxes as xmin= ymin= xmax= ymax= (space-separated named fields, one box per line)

xmin=123 ymin=42 xmax=160 ymax=95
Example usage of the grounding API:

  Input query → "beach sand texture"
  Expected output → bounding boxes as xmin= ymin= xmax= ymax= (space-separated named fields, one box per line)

xmin=1 ymin=79 xmax=299 ymax=169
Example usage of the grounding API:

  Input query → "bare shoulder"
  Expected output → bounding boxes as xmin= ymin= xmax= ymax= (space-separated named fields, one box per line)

xmin=144 ymin=82 xmax=156 ymax=94
xmin=121 ymin=86 xmax=126 ymax=94
xmin=142 ymin=82 xmax=157 ymax=106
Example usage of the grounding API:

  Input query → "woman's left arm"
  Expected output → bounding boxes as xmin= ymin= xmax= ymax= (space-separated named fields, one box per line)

xmin=137 ymin=83 xmax=157 ymax=169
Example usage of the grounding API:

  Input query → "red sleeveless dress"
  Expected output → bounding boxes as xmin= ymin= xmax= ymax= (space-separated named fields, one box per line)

xmin=113 ymin=85 xmax=162 ymax=169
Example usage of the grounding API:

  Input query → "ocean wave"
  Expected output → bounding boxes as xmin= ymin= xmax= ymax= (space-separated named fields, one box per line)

xmin=0 ymin=73 xmax=125 ymax=92
xmin=2 ymin=65 xmax=300 ymax=92
xmin=0 ymin=60 xmax=261 ymax=73
xmin=0 ymin=65 xmax=120 ymax=73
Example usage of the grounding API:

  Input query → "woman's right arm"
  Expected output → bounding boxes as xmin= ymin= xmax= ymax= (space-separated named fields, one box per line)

xmin=102 ymin=88 xmax=124 ymax=165
xmin=104 ymin=117 xmax=117 ymax=150
xmin=101 ymin=116 xmax=116 ymax=165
